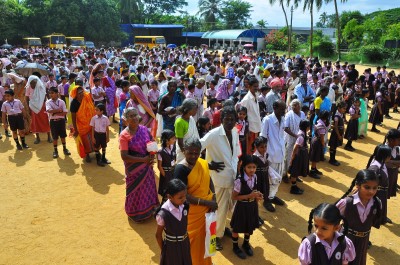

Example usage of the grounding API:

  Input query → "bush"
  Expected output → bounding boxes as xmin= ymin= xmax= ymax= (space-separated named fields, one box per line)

xmin=314 ymin=40 xmax=335 ymax=57
xmin=360 ymin=45 xmax=389 ymax=62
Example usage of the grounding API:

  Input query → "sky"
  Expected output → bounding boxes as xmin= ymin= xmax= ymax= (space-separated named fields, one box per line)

xmin=185 ymin=0 xmax=399 ymax=28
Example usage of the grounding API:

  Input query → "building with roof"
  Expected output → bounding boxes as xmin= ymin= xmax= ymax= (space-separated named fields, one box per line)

xmin=254 ymin=26 xmax=337 ymax=43
xmin=120 ymin=24 xmax=184 ymax=47
xmin=201 ymin=29 xmax=266 ymax=50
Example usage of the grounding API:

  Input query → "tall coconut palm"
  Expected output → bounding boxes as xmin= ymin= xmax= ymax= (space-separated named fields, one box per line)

xmin=325 ymin=0 xmax=348 ymax=60
xmin=295 ymin=0 xmax=323 ymax=57
xmin=319 ymin=11 xmax=328 ymax=27
xmin=269 ymin=0 xmax=289 ymax=31
xmin=197 ymin=0 xmax=224 ymax=30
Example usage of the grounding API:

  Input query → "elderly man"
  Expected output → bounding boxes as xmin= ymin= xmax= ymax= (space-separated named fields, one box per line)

xmin=282 ymin=99 xmax=306 ymax=186
xmin=260 ymin=99 xmax=286 ymax=212
xmin=294 ymin=74 xmax=316 ymax=108
xmin=265 ymin=78 xmax=282 ymax=114
xmin=200 ymin=105 xmax=241 ymax=251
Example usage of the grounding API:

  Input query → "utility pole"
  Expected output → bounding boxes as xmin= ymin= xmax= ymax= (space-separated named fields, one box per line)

xmin=186 ymin=16 xmax=189 ymax=45
xmin=289 ymin=6 xmax=294 ymax=58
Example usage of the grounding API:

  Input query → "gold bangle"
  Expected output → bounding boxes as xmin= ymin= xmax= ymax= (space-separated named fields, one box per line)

xmin=197 ymin=198 xmax=200 ymax=205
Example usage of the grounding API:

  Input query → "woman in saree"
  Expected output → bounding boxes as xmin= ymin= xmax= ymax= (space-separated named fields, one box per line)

xmin=25 ymin=74 xmax=52 ymax=143
xmin=70 ymin=86 xmax=96 ymax=162
xmin=175 ymin=98 xmax=200 ymax=163
xmin=215 ymin=79 xmax=233 ymax=102
xmin=7 ymin=72 xmax=31 ymax=134
xmin=126 ymin=85 xmax=155 ymax=131
xmin=358 ymin=89 xmax=369 ymax=139
xmin=129 ymin=73 xmax=140 ymax=86
xmin=102 ymin=67 xmax=118 ymax=123
xmin=173 ymin=138 xmax=218 ymax=265
xmin=119 ymin=107 xmax=159 ymax=222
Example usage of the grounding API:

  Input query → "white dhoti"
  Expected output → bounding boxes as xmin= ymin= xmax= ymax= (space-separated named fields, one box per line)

xmin=215 ymin=186 xmax=233 ymax=238
xmin=269 ymin=162 xmax=284 ymax=199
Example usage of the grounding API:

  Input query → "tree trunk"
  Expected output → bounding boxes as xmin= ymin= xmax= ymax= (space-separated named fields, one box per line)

xmin=334 ymin=0 xmax=341 ymax=60
xmin=310 ymin=4 xmax=313 ymax=57
xmin=281 ymin=3 xmax=290 ymax=54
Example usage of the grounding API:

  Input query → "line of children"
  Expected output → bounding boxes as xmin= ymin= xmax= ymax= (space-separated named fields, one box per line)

xmin=309 ymin=110 xmax=330 ymax=179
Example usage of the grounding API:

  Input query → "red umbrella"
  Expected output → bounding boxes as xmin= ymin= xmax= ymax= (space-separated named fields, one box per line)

xmin=244 ymin=44 xmax=254 ymax=48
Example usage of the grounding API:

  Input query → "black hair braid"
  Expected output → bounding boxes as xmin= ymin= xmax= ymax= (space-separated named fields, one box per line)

xmin=341 ymin=216 xmax=349 ymax=237
xmin=366 ymin=152 xmax=376 ymax=169
xmin=382 ymin=135 xmax=387 ymax=145
xmin=307 ymin=208 xmax=316 ymax=234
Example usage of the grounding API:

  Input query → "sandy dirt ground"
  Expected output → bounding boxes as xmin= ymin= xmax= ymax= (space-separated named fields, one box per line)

xmin=1 ymin=66 xmax=400 ymax=265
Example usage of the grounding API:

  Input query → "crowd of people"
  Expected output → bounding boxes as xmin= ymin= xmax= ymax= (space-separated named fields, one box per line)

xmin=1 ymin=45 xmax=400 ymax=265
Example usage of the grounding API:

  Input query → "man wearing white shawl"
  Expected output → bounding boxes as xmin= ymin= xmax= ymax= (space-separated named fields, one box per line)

xmin=25 ymin=74 xmax=51 ymax=144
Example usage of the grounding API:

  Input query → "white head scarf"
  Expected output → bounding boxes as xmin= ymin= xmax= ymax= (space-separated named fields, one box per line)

xmin=27 ymin=75 xmax=46 ymax=114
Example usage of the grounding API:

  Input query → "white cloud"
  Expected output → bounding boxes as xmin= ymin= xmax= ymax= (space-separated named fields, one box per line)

xmin=184 ymin=0 xmax=399 ymax=27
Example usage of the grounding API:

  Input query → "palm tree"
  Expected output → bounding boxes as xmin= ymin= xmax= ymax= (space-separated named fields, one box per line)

xmin=325 ymin=0 xmax=348 ymax=60
xmin=257 ymin=19 xmax=268 ymax=30
xmin=295 ymin=0 xmax=323 ymax=57
xmin=197 ymin=0 xmax=224 ymax=30
xmin=319 ymin=11 xmax=328 ymax=27
xmin=269 ymin=0 xmax=289 ymax=31
xmin=118 ymin=0 xmax=142 ymax=24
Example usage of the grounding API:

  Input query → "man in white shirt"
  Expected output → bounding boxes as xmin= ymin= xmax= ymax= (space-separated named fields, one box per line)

xmin=260 ymin=99 xmax=286 ymax=212
xmin=240 ymin=77 xmax=262 ymax=154
xmin=200 ymin=105 xmax=241 ymax=251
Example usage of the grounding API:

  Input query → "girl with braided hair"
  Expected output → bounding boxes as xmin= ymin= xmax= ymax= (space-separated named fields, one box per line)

xmin=298 ymin=203 xmax=355 ymax=264
xmin=336 ymin=169 xmax=382 ymax=265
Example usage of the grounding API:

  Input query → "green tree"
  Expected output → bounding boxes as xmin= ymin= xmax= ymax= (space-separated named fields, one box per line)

xmin=257 ymin=19 xmax=268 ymax=30
xmin=0 ymin=0 xmax=27 ymax=43
xmin=22 ymin=0 xmax=51 ymax=36
xmin=342 ymin=18 xmax=364 ymax=48
xmin=384 ymin=22 xmax=400 ymax=41
xmin=197 ymin=0 xmax=224 ymax=30
xmin=340 ymin=10 xmax=364 ymax=30
xmin=118 ymin=0 xmax=142 ymax=24
xmin=141 ymin=0 xmax=188 ymax=24
xmin=269 ymin=0 xmax=289 ymax=32
xmin=363 ymin=13 xmax=389 ymax=45
xmin=221 ymin=0 xmax=252 ymax=29
xmin=47 ymin=0 xmax=82 ymax=36
xmin=319 ymin=11 xmax=328 ymax=27
xmin=326 ymin=14 xmax=336 ymax=28
xmin=296 ymin=0 xmax=323 ymax=57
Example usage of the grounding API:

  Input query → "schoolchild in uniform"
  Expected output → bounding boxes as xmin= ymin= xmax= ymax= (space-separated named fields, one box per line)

xmin=344 ymin=98 xmax=361 ymax=151
xmin=1 ymin=89 xmax=29 ymax=150
xmin=252 ymin=136 xmax=270 ymax=215
xmin=328 ymin=101 xmax=346 ymax=166
xmin=367 ymin=145 xmax=391 ymax=225
xmin=155 ymin=179 xmax=192 ymax=265
xmin=230 ymin=155 xmax=263 ymax=260
xmin=309 ymin=110 xmax=329 ymax=179
xmin=148 ymin=80 xmax=160 ymax=114
xmin=288 ymin=119 xmax=310 ymax=195
xmin=45 ymin=87 xmax=71 ymax=158
xmin=336 ymin=169 xmax=382 ymax=265
xmin=196 ymin=117 xmax=211 ymax=159
xmin=157 ymin=129 xmax=177 ymax=196
xmin=90 ymin=103 xmax=111 ymax=167
xmin=369 ymin=86 xmax=385 ymax=133
xmin=236 ymin=106 xmax=249 ymax=156
xmin=91 ymin=77 xmax=106 ymax=107
xmin=298 ymin=203 xmax=355 ymax=265
xmin=0 ymin=84 xmax=9 ymax=138
xmin=383 ymin=129 xmax=400 ymax=201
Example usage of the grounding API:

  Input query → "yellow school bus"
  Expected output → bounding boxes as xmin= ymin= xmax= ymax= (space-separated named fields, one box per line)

xmin=134 ymin=36 xmax=166 ymax=48
xmin=42 ymin=33 xmax=66 ymax=49
xmin=22 ymin=37 xmax=42 ymax=48
xmin=66 ymin=37 xmax=85 ymax=49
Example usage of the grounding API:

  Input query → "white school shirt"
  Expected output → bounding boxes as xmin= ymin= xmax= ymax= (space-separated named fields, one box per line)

xmin=45 ymin=98 xmax=67 ymax=120
xmin=89 ymin=114 xmax=110 ymax=133
xmin=260 ymin=112 xmax=285 ymax=164
xmin=1 ymin=99 xmax=24 ymax=115
xmin=240 ymin=91 xmax=262 ymax=133
xmin=200 ymin=125 xmax=241 ymax=188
